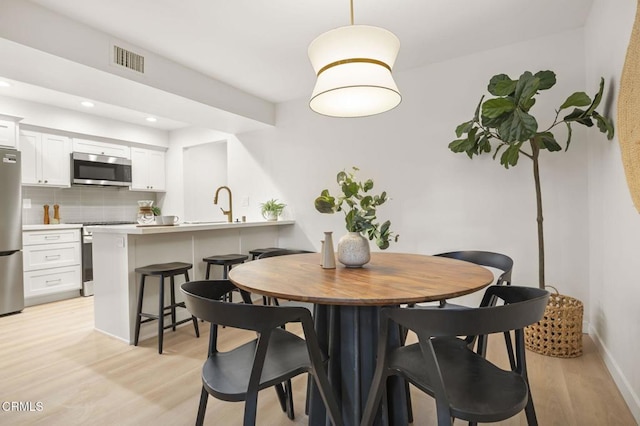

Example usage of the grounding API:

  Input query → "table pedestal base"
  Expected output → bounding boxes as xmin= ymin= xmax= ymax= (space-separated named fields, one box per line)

xmin=308 ymin=305 xmax=408 ymax=426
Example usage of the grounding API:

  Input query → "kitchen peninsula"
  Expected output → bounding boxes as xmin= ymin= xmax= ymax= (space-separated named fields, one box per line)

xmin=88 ymin=220 xmax=294 ymax=343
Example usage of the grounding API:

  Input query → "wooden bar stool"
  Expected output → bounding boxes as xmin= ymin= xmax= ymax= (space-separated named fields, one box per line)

xmin=134 ymin=262 xmax=200 ymax=354
xmin=248 ymin=247 xmax=282 ymax=260
xmin=202 ymin=254 xmax=248 ymax=302
xmin=203 ymin=254 xmax=248 ymax=279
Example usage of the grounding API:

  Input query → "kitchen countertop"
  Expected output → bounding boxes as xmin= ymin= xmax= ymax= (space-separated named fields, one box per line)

xmin=86 ymin=220 xmax=295 ymax=235
xmin=23 ymin=224 xmax=83 ymax=231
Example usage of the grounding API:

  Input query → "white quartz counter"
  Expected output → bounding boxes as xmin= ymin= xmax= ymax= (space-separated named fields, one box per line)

xmin=23 ymin=224 xmax=83 ymax=231
xmin=86 ymin=220 xmax=294 ymax=235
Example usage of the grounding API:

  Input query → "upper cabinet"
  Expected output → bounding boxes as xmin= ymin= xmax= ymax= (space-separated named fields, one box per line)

xmin=73 ymin=138 xmax=131 ymax=159
xmin=0 ymin=115 xmax=22 ymax=148
xmin=130 ymin=147 xmax=166 ymax=192
xmin=20 ymin=130 xmax=71 ymax=187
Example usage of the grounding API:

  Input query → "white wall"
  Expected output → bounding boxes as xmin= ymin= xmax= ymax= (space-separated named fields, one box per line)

xmin=183 ymin=141 xmax=228 ymax=222
xmin=162 ymin=127 xmax=232 ymax=221
xmin=586 ymin=0 xmax=640 ymax=421
xmin=233 ymin=29 xmax=592 ymax=309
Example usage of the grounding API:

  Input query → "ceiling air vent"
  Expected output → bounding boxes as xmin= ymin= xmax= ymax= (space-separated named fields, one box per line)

xmin=113 ymin=45 xmax=145 ymax=74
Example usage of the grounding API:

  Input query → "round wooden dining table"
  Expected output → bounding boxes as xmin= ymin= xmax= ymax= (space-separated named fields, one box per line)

xmin=229 ymin=252 xmax=494 ymax=426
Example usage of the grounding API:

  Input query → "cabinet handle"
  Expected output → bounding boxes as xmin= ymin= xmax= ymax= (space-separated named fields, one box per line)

xmin=44 ymin=235 xmax=61 ymax=240
xmin=44 ymin=180 xmax=48 ymax=183
xmin=45 ymin=278 xmax=62 ymax=285
xmin=45 ymin=255 xmax=61 ymax=260
xmin=38 ymin=180 xmax=42 ymax=183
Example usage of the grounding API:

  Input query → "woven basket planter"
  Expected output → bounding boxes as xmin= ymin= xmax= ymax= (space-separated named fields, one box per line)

xmin=524 ymin=291 xmax=583 ymax=358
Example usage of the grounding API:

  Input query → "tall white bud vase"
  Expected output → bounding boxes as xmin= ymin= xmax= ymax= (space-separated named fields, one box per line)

xmin=322 ymin=231 xmax=336 ymax=269
xmin=337 ymin=232 xmax=371 ymax=268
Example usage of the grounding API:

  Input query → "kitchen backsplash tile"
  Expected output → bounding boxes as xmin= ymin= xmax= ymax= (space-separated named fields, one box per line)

xmin=22 ymin=186 xmax=157 ymax=225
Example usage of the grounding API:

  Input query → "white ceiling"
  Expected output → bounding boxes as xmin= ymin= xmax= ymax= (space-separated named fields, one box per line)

xmin=2 ymin=0 xmax=594 ymax=130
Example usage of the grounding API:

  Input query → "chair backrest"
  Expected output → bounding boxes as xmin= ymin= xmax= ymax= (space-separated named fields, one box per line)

xmin=434 ymin=250 xmax=513 ymax=285
xmin=383 ymin=285 xmax=548 ymax=341
xmin=181 ymin=280 xmax=313 ymax=334
xmin=257 ymin=249 xmax=314 ymax=259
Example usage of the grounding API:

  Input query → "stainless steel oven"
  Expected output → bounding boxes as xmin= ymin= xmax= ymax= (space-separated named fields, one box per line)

xmin=81 ymin=227 xmax=94 ymax=296
xmin=78 ymin=221 xmax=135 ymax=296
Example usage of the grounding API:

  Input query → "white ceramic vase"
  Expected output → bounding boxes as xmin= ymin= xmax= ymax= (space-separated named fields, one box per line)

xmin=337 ymin=232 xmax=371 ymax=268
xmin=265 ymin=212 xmax=278 ymax=221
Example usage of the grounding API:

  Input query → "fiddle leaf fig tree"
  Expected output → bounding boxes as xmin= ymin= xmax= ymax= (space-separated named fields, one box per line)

xmin=449 ymin=71 xmax=614 ymax=289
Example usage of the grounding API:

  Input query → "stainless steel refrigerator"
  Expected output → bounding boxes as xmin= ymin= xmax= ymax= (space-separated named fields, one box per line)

xmin=0 ymin=147 xmax=24 ymax=315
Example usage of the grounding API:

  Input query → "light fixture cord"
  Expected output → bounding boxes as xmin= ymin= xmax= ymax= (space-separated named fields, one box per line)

xmin=350 ymin=0 xmax=354 ymax=25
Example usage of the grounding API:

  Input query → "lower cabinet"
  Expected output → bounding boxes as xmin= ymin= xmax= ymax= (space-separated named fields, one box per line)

xmin=23 ymin=228 xmax=82 ymax=305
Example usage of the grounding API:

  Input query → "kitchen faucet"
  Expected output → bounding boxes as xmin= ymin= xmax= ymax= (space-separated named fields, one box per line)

xmin=214 ymin=186 xmax=233 ymax=223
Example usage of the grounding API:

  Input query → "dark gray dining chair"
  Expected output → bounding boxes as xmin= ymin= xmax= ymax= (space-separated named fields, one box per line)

xmin=181 ymin=279 xmax=343 ymax=426
xmin=362 ymin=285 xmax=549 ymax=426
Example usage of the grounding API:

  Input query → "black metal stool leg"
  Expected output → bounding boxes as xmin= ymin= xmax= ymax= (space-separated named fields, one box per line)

xmin=170 ymin=275 xmax=177 ymax=332
xmin=134 ymin=274 xmax=146 ymax=346
xmin=185 ymin=271 xmax=199 ymax=337
xmin=223 ymin=265 xmax=232 ymax=303
xmin=158 ymin=275 xmax=165 ymax=354
xmin=205 ymin=263 xmax=211 ymax=280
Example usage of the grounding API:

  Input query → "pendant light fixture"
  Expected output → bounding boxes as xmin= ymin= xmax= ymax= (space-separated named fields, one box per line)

xmin=308 ymin=0 xmax=401 ymax=118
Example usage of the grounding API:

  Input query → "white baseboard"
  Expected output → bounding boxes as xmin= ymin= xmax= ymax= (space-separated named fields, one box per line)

xmin=589 ymin=325 xmax=640 ymax=424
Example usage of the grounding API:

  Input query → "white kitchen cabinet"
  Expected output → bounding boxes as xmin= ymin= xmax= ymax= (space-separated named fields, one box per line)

xmin=73 ymin=138 xmax=131 ymax=159
xmin=22 ymin=228 xmax=81 ymax=304
xmin=20 ymin=130 xmax=71 ymax=187
xmin=130 ymin=147 xmax=166 ymax=191
xmin=0 ymin=118 xmax=19 ymax=148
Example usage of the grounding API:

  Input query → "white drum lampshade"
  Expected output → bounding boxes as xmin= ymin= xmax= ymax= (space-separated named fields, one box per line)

xmin=308 ymin=25 xmax=401 ymax=118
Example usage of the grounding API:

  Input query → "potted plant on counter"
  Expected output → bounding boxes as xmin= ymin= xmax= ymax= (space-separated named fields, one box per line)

xmin=449 ymin=70 xmax=614 ymax=357
xmin=315 ymin=166 xmax=398 ymax=267
xmin=260 ymin=199 xmax=286 ymax=221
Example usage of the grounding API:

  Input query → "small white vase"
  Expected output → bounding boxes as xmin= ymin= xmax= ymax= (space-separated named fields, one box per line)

xmin=337 ymin=232 xmax=371 ymax=268
xmin=322 ymin=231 xmax=336 ymax=269
xmin=265 ymin=212 xmax=278 ymax=221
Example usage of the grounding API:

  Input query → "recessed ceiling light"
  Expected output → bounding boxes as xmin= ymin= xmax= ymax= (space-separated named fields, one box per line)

xmin=0 ymin=81 xmax=11 ymax=88
xmin=146 ymin=117 xmax=157 ymax=122
xmin=81 ymin=101 xmax=95 ymax=108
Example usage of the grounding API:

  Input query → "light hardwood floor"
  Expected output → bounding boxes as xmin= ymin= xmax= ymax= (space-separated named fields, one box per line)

xmin=0 ymin=296 xmax=635 ymax=425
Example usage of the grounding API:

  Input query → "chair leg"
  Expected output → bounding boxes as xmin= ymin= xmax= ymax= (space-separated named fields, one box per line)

xmin=274 ymin=383 xmax=287 ymax=412
xmin=405 ymin=379 xmax=413 ymax=423
xmin=158 ymin=276 xmax=165 ymax=354
xmin=196 ymin=386 xmax=209 ymax=426
xmin=243 ymin=391 xmax=259 ymax=426
xmin=134 ymin=274 xmax=145 ymax=346
xmin=524 ymin=393 xmax=539 ymax=426
xmin=170 ymin=275 xmax=177 ymax=332
xmin=361 ymin=370 xmax=388 ymax=426
xmin=205 ymin=263 xmax=211 ymax=280
xmin=285 ymin=379 xmax=294 ymax=420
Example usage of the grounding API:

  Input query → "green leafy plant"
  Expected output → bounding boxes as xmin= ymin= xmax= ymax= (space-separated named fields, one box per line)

xmin=151 ymin=206 xmax=161 ymax=216
xmin=449 ymin=71 xmax=614 ymax=289
xmin=260 ymin=198 xmax=286 ymax=219
xmin=315 ymin=166 xmax=398 ymax=249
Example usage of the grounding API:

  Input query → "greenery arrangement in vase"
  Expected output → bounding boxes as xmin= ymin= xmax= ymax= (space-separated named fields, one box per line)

xmin=449 ymin=70 xmax=614 ymax=289
xmin=260 ymin=198 xmax=286 ymax=221
xmin=315 ymin=167 xmax=398 ymax=267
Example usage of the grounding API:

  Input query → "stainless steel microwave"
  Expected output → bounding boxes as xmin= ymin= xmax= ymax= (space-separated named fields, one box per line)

xmin=71 ymin=152 xmax=132 ymax=187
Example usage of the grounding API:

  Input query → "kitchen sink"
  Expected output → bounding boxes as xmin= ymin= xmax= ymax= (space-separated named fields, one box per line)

xmin=182 ymin=221 xmax=228 ymax=224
